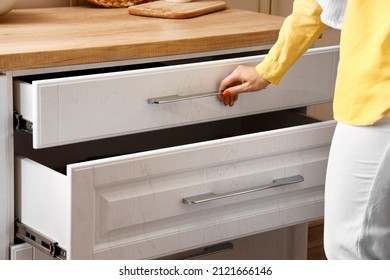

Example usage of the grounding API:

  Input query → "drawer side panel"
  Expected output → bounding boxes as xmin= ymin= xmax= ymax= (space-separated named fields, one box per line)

xmin=15 ymin=157 xmax=70 ymax=252
xmin=35 ymin=84 xmax=60 ymax=148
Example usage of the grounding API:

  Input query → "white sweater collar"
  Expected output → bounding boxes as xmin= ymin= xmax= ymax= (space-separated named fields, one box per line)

xmin=316 ymin=0 xmax=347 ymax=29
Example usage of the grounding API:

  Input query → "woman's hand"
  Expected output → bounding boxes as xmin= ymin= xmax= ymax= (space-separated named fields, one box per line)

xmin=218 ymin=65 xmax=270 ymax=107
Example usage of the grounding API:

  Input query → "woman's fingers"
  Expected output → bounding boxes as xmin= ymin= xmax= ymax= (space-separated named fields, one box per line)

xmin=217 ymin=90 xmax=239 ymax=107
xmin=218 ymin=65 xmax=271 ymax=107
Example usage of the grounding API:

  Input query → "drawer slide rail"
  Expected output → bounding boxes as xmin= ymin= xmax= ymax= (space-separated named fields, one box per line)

xmin=13 ymin=112 xmax=33 ymax=133
xmin=15 ymin=220 xmax=67 ymax=260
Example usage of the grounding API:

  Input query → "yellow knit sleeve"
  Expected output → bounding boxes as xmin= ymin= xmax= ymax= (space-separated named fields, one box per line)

xmin=256 ymin=0 xmax=327 ymax=84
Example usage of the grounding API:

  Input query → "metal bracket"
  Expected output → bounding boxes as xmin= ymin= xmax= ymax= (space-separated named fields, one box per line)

xmin=13 ymin=112 xmax=33 ymax=133
xmin=15 ymin=220 xmax=67 ymax=260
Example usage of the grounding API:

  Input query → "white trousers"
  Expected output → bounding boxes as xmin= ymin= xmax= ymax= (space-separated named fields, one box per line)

xmin=324 ymin=117 xmax=390 ymax=259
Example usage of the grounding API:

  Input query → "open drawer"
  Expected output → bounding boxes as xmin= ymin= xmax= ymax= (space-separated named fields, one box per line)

xmin=15 ymin=110 xmax=336 ymax=260
xmin=13 ymin=46 xmax=339 ymax=149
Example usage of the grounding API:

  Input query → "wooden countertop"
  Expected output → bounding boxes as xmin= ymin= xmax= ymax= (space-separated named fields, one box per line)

xmin=0 ymin=6 xmax=283 ymax=71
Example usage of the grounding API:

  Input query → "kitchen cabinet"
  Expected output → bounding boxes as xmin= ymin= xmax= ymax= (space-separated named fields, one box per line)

xmin=1 ymin=6 xmax=338 ymax=260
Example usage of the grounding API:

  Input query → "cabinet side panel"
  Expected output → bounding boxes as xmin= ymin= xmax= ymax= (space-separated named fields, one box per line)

xmin=0 ymin=73 xmax=13 ymax=260
xmin=0 ymin=74 xmax=14 ymax=260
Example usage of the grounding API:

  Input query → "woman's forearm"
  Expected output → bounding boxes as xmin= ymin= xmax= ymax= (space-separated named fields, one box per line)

xmin=256 ymin=0 xmax=327 ymax=84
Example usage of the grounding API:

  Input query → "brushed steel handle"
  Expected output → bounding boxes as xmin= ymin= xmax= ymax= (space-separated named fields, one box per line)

xmin=147 ymin=91 xmax=219 ymax=104
xmin=182 ymin=175 xmax=304 ymax=205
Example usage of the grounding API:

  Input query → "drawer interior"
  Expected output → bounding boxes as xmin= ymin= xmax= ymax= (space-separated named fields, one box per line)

xmin=15 ymin=110 xmax=319 ymax=175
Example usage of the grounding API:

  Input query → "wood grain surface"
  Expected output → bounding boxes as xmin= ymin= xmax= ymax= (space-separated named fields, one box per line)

xmin=128 ymin=0 xmax=226 ymax=19
xmin=0 ymin=6 xmax=283 ymax=71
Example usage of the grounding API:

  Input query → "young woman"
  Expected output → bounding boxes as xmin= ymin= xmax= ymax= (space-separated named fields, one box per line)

xmin=218 ymin=0 xmax=390 ymax=259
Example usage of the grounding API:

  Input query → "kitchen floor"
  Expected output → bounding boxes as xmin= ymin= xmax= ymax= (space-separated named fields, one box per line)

xmin=307 ymin=220 xmax=327 ymax=260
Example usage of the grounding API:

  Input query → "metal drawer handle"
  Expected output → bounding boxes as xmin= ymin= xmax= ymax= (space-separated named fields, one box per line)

xmin=147 ymin=91 xmax=219 ymax=104
xmin=182 ymin=175 xmax=304 ymax=205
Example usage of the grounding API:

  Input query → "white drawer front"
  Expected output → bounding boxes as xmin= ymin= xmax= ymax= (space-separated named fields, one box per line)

xmin=16 ymin=118 xmax=336 ymax=259
xmin=14 ymin=46 xmax=339 ymax=148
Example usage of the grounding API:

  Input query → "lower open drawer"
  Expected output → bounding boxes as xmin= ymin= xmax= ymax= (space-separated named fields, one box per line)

xmin=15 ymin=110 xmax=336 ymax=259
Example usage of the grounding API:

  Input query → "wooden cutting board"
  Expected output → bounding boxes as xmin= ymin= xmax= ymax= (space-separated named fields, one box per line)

xmin=128 ymin=0 xmax=227 ymax=19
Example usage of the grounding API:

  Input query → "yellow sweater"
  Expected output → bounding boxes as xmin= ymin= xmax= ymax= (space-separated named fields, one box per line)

xmin=256 ymin=0 xmax=390 ymax=125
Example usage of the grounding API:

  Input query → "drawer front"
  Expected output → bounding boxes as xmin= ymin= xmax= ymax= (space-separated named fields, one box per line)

xmin=16 ymin=119 xmax=336 ymax=259
xmin=14 ymin=46 xmax=339 ymax=149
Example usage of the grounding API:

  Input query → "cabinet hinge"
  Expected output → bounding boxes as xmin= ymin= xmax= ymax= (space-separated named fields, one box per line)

xmin=15 ymin=220 xmax=67 ymax=260
xmin=13 ymin=112 xmax=33 ymax=133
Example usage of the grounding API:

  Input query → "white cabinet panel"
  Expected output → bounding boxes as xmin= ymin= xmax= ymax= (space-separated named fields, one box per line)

xmin=15 ymin=111 xmax=336 ymax=259
xmin=0 ymin=73 xmax=13 ymax=260
xmin=14 ymin=46 xmax=339 ymax=149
